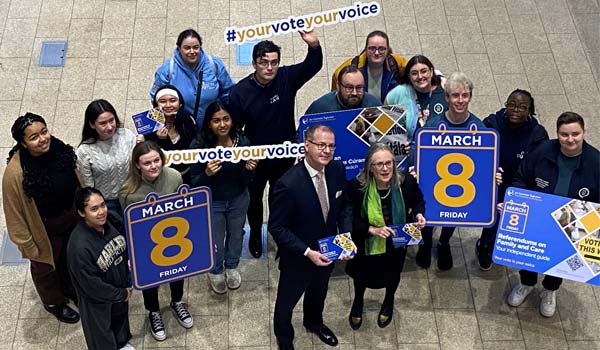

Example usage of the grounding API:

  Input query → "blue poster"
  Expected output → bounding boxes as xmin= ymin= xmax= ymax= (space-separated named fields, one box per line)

xmin=493 ymin=187 xmax=600 ymax=285
xmin=415 ymin=122 xmax=499 ymax=227
xmin=131 ymin=108 xmax=164 ymax=135
xmin=299 ymin=105 xmax=410 ymax=179
xmin=124 ymin=185 xmax=215 ymax=290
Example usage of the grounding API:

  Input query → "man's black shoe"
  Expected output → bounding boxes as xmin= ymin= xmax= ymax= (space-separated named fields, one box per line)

xmin=44 ymin=303 xmax=80 ymax=324
xmin=305 ymin=324 xmax=338 ymax=347
xmin=249 ymin=233 xmax=262 ymax=258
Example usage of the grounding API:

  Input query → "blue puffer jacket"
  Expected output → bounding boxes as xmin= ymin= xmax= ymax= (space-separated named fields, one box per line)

xmin=150 ymin=48 xmax=235 ymax=125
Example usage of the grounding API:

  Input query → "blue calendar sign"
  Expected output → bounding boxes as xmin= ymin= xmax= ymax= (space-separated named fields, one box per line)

xmin=124 ymin=185 xmax=215 ymax=290
xmin=493 ymin=187 xmax=600 ymax=285
xmin=415 ymin=122 xmax=499 ymax=227
xmin=299 ymin=105 xmax=411 ymax=179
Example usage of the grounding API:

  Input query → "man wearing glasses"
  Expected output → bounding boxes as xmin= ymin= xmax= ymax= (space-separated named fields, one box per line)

xmin=228 ymin=31 xmax=323 ymax=259
xmin=269 ymin=125 xmax=352 ymax=349
xmin=305 ymin=65 xmax=380 ymax=114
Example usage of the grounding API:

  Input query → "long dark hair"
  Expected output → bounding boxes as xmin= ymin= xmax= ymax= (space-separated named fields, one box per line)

xmin=80 ymin=99 xmax=122 ymax=145
xmin=398 ymin=55 xmax=442 ymax=87
xmin=8 ymin=113 xmax=77 ymax=199
xmin=197 ymin=101 xmax=241 ymax=148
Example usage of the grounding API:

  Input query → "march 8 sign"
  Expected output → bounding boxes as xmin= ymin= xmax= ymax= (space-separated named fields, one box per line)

xmin=415 ymin=123 xmax=499 ymax=227
xmin=124 ymin=185 xmax=215 ymax=290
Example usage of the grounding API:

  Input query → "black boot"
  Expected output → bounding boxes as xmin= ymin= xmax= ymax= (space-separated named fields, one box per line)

xmin=437 ymin=243 xmax=453 ymax=271
xmin=416 ymin=243 xmax=432 ymax=268
xmin=249 ymin=231 xmax=262 ymax=258
xmin=476 ymin=239 xmax=492 ymax=271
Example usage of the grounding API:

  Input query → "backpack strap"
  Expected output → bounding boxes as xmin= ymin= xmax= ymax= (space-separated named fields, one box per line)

xmin=206 ymin=54 xmax=217 ymax=76
xmin=168 ymin=58 xmax=174 ymax=82
xmin=386 ymin=55 xmax=401 ymax=82
xmin=350 ymin=55 xmax=360 ymax=67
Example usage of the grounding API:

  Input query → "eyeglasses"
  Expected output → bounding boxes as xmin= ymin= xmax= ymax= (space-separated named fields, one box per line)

xmin=255 ymin=60 xmax=279 ymax=68
xmin=367 ymin=46 xmax=387 ymax=54
xmin=409 ymin=68 xmax=432 ymax=77
xmin=339 ymin=82 xmax=365 ymax=93
xmin=307 ymin=139 xmax=336 ymax=151
xmin=505 ymin=102 xmax=529 ymax=112
xmin=371 ymin=160 xmax=393 ymax=169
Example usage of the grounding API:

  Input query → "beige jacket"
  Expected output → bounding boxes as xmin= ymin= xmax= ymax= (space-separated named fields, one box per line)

xmin=2 ymin=151 xmax=73 ymax=268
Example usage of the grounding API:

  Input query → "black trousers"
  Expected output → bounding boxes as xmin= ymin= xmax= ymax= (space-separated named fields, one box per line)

xmin=520 ymin=270 xmax=563 ymax=291
xmin=247 ymin=158 xmax=295 ymax=236
xmin=274 ymin=261 xmax=335 ymax=345
xmin=79 ymin=299 xmax=131 ymax=350
xmin=142 ymin=280 xmax=184 ymax=312
xmin=421 ymin=226 xmax=456 ymax=246
xmin=31 ymin=209 xmax=79 ymax=305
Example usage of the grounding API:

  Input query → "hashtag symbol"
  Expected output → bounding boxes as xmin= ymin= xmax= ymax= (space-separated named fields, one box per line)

xmin=226 ymin=29 xmax=237 ymax=43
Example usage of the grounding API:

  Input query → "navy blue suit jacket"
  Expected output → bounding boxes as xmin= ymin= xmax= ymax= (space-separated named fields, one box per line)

xmin=268 ymin=160 xmax=352 ymax=271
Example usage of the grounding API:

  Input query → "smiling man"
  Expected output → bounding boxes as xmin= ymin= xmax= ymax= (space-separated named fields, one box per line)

xmin=305 ymin=65 xmax=380 ymax=114
xmin=228 ymin=31 xmax=323 ymax=259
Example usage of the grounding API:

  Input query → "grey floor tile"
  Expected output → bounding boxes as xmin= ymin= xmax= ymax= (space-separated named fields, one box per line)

xmin=476 ymin=311 xmax=522 ymax=341
xmin=56 ymin=321 xmax=86 ymax=349
xmin=548 ymin=34 xmax=592 ymax=74
xmin=484 ymin=34 xmax=524 ymax=74
xmin=229 ymin=281 xmax=270 ymax=347
xmin=540 ymin=13 xmax=577 ymax=34
xmin=567 ymin=0 xmax=600 ymax=13
xmin=493 ymin=74 xmax=531 ymax=102
xmin=573 ymin=13 xmax=600 ymax=53
xmin=456 ymin=54 xmax=498 ymax=96
xmin=13 ymin=318 xmax=59 ymax=350
xmin=352 ymin=310 xmax=397 ymax=349
xmin=505 ymin=0 xmax=538 ymax=15
xmin=482 ymin=340 xmax=526 ymax=350
xmin=521 ymin=53 xmax=565 ymax=95
xmin=21 ymin=79 xmax=61 ymax=122
xmin=395 ymin=308 xmax=439 ymax=344
xmin=530 ymin=94 xmax=571 ymax=124
xmin=0 ymin=264 xmax=28 ymax=287
xmin=568 ymin=340 xmax=600 ymax=349
xmin=398 ymin=344 xmax=440 ymax=350
xmin=517 ymin=306 xmax=569 ymax=350
xmin=67 ymin=19 xmax=103 ymax=58
xmin=186 ymin=315 xmax=229 ymax=349
xmin=448 ymin=16 xmax=486 ymax=54
xmin=477 ymin=7 xmax=512 ymax=35
xmin=435 ymin=309 xmax=483 ymax=350
xmin=556 ymin=281 xmax=600 ymax=340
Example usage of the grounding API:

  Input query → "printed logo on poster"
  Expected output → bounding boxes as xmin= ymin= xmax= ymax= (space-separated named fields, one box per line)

xmin=493 ymin=187 xmax=600 ymax=285
xmin=415 ymin=122 xmax=500 ymax=227
xmin=299 ymin=105 xmax=411 ymax=179
xmin=123 ymin=185 xmax=215 ymax=290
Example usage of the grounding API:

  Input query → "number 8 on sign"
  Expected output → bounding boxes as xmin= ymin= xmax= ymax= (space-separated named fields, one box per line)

xmin=150 ymin=217 xmax=193 ymax=266
xmin=433 ymin=153 xmax=476 ymax=207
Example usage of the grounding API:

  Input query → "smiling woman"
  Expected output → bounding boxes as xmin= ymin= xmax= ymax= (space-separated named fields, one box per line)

xmin=3 ymin=113 xmax=81 ymax=324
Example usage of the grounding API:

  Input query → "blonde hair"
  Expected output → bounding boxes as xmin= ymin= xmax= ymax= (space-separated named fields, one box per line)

xmin=443 ymin=72 xmax=474 ymax=96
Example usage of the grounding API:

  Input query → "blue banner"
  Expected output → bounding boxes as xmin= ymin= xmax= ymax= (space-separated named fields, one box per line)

xmin=299 ymin=105 xmax=410 ymax=179
xmin=493 ymin=187 xmax=600 ymax=285
xmin=415 ymin=122 xmax=499 ymax=227
xmin=124 ymin=185 xmax=215 ymax=290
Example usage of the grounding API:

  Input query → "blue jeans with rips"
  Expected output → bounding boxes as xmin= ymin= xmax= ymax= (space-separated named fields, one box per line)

xmin=211 ymin=190 xmax=250 ymax=274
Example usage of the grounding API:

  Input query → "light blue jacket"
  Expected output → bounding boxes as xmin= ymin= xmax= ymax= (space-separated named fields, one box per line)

xmin=150 ymin=48 xmax=235 ymax=125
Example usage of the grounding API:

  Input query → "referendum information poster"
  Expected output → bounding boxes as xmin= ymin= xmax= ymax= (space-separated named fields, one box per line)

xmin=124 ymin=185 xmax=215 ymax=290
xmin=493 ymin=187 xmax=600 ymax=285
xmin=414 ymin=123 xmax=499 ymax=227
xmin=299 ymin=105 xmax=410 ymax=179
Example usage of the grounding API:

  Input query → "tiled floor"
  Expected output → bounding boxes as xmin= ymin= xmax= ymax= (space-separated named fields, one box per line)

xmin=0 ymin=0 xmax=599 ymax=349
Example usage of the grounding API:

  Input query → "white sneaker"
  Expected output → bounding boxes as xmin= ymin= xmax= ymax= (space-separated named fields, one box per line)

xmin=118 ymin=343 xmax=136 ymax=350
xmin=507 ymin=284 xmax=534 ymax=307
xmin=170 ymin=301 xmax=193 ymax=329
xmin=208 ymin=273 xmax=227 ymax=294
xmin=225 ymin=268 xmax=242 ymax=289
xmin=149 ymin=311 xmax=166 ymax=341
xmin=539 ymin=289 xmax=557 ymax=317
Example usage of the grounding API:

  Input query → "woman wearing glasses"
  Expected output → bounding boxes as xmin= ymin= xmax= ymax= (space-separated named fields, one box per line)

xmin=475 ymin=89 xmax=548 ymax=270
xmin=346 ymin=143 xmax=426 ymax=330
xmin=331 ymin=30 xmax=407 ymax=103
xmin=150 ymin=28 xmax=235 ymax=125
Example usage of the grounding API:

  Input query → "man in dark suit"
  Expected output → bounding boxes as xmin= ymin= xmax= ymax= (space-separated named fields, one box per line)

xmin=268 ymin=125 xmax=352 ymax=349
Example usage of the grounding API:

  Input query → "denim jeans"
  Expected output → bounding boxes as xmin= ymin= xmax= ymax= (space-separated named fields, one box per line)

xmin=211 ymin=190 xmax=250 ymax=274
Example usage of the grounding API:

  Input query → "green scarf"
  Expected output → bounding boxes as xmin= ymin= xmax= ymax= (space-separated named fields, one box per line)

xmin=361 ymin=177 xmax=406 ymax=255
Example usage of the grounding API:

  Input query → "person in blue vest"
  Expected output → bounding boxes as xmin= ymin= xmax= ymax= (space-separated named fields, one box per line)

xmin=506 ymin=112 xmax=599 ymax=317
xmin=150 ymin=29 xmax=235 ymax=125
xmin=476 ymin=89 xmax=549 ymax=270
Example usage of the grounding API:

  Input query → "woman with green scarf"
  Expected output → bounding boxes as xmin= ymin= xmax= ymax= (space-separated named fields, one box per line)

xmin=345 ymin=143 xmax=426 ymax=330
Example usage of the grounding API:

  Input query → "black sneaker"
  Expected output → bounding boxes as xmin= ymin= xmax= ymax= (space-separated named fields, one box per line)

xmin=149 ymin=311 xmax=166 ymax=341
xmin=476 ymin=239 xmax=492 ymax=271
xmin=437 ymin=243 xmax=453 ymax=271
xmin=416 ymin=243 xmax=432 ymax=269
xmin=170 ymin=301 xmax=193 ymax=329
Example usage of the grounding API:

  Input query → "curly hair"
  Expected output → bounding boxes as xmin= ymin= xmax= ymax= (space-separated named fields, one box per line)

xmin=8 ymin=113 xmax=77 ymax=200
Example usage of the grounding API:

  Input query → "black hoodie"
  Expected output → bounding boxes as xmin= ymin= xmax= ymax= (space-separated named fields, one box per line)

xmin=483 ymin=108 xmax=549 ymax=200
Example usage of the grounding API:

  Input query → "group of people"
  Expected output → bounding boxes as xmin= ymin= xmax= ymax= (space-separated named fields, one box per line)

xmin=2 ymin=26 xmax=599 ymax=350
